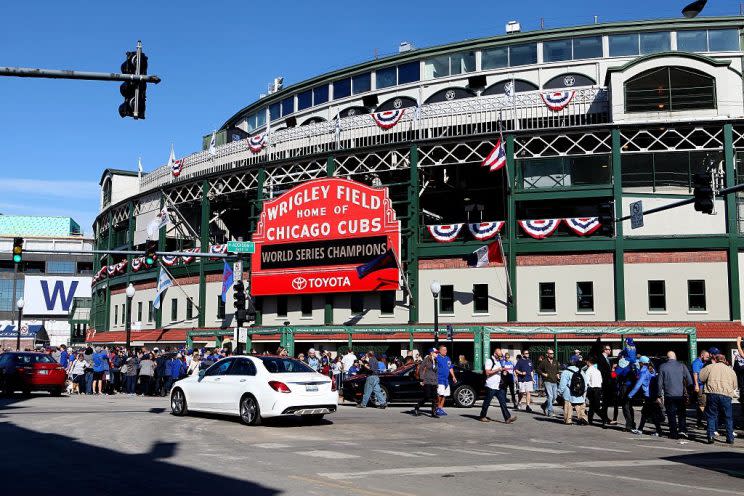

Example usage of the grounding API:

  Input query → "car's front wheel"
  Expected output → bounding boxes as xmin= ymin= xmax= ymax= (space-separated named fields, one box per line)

xmin=453 ymin=384 xmax=477 ymax=408
xmin=240 ymin=395 xmax=261 ymax=426
xmin=170 ymin=388 xmax=188 ymax=416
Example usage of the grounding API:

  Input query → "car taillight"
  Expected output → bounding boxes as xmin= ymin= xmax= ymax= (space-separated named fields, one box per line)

xmin=269 ymin=381 xmax=291 ymax=393
xmin=331 ymin=377 xmax=337 ymax=392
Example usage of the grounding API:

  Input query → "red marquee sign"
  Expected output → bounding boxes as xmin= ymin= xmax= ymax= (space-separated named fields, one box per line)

xmin=251 ymin=178 xmax=401 ymax=296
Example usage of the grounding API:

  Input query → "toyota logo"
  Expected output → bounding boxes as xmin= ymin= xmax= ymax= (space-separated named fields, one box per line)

xmin=292 ymin=277 xmax=308 ymax=291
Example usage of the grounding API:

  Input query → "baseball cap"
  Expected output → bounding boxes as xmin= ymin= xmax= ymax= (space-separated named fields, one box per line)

xmin=618 ymin=358 xmax=630 ymax=368
xmin=708 ymin=347 xmax=721 ymax=355
xmin=626 ymin=337 xmax=635 ymax=345
xmin=639 ymin=356 xmax=650 ymax=364
xmin=430 ymin=347 xmax=438 ymax=353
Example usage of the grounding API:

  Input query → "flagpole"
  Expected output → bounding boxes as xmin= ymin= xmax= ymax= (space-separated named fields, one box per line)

xmin=160 ymin=264 xmax=201 ymax=317
xmin=497 ymin=110 xmax=512 ymax=192
xmin=496 ymin=234 xmax=513 ymax=305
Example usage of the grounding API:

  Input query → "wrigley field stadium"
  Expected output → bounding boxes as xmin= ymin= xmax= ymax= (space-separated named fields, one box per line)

xmin=88 ymin=15 xmax=744 ymax=369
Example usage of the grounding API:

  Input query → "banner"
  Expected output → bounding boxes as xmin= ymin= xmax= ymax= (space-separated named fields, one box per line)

xmin=251 ymin=178 xmax=401 ymax=295
xmin=22 ymin=276 xmax=92 ymax=316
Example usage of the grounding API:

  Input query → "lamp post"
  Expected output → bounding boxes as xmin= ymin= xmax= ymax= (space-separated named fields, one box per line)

xmin=430 ymin=281 xmax=441 ymax=347
xmin=125 ymin=283 xmax=136 ymax=350
xmin=682 ymin=0 xmax=707 ymax=18
xmin=15 ymin=298 xmax=24 ymax=351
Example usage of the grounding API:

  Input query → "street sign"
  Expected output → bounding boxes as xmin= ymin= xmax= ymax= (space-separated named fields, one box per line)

xmin=233 ymin=260 xmax=243 ymax=282
xmin=630 ymin=201 xmax=644 ymax=229
xmin=227 ymin=241 xmax=255 ymax=254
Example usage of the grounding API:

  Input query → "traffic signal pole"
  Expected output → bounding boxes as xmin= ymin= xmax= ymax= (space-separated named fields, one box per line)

xmin=0 ymin=66 xmax=161 ymax=84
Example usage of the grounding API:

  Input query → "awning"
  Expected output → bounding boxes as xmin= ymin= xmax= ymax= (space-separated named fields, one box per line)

xmin=0 ymin=324 xmax=48 ymax=341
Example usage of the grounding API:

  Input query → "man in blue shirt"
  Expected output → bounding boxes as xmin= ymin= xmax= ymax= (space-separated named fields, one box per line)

xmin=58 ymin=345 xmax=70 ymax=369
xmin=692 ymin=349 xmax=711 ymax=428
xmin=91 ymin=346 xmax=109 ymax=395
xmin=514 ymin=350 xmax=534 ymax=413
xmin=435 ymin=345 xmax=457 ymax=416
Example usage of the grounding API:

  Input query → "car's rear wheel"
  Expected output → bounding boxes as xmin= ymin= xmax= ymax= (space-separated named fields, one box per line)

xmin=170 ymin=388 xmax=188 ymax=416
xmin=50 ymin=388 xmax=63 ymax=397
xmin=453 ymin=384 xmax=477 ymax=408
xmin=240 ymin=395 xmax=261 ymax=426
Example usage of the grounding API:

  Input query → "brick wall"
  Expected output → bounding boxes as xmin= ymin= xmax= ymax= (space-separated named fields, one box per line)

xmin=517 ymin=253 xmax=613 ymax=266
xmin=624 ymin=251 xmax=727 ymax=264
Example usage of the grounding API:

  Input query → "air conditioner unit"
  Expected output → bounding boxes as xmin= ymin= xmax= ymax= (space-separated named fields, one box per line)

xmin=506 ymin=21 xmax=521 ymax=34
xmin=399 ymin=41 xmax=414 ymax=53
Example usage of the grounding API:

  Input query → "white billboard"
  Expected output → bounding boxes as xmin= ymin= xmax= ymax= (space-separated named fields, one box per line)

xmin=22 ymin=276 xmax=92 ymax=316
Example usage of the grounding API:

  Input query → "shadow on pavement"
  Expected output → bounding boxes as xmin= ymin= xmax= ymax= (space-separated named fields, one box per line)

xmin=664 ymin=452 xmax=744 ymax=479
xmin=0 ymin=420 xmax=281 ymax=494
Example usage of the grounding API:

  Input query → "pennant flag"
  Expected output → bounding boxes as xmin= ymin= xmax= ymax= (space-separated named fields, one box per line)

xmin=467 ymin=239 xmax=504 ymax=268
xmin=518 ymin=219 xmax=562 ymax=239
xmin=248 ymin=134 xmax=265 ymax=153
xmin=160 ymin=254 xmax=179 ymax=267
xmin=468 ymin=221 xmax=504 ymax=240
xmin=221 ymin=261 xmax=234 ymax=303
xmin=371 ymin=109 xmax=406 ymax=130
xmin=168 ymin=145 xmax=183 ymax=177
xmin=564 ymin=217 xmax=601 ymax=236
xmin=137 ymin=157 xmax=143 ymax=174
xmin=482 ymin=139 xmax=507 ymax=171
xmin=356 ymin=249 xmax=398 ymax=279
xmin=541 ymin=90 xmax=576 ymax=112
xmin=153 ymin=268 xmax=173 ymax=310
xmin=427 ymin=224 xmax=464 ymax=242
xmin=208 ymin=131 xmax=217 ymax=156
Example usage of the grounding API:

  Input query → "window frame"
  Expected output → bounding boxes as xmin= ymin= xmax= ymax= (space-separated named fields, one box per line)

xmin=217 ymin=295 xmax=225 ymax=320
xmin=170 ymin=298 xmax=178 ymax=322
xmin=186 ymin=299 xmax=193 ymax=321
xmin=576 ymin=281 xmax=594 ymax=313
xmin=350 ymin=293 xmax=364 ymax=315
xmin=539 ymin=282 xmax=557 ymax=313
xmin=647 ymin=280 xmax=667 ymax=312
xmin=624 ymin=66 xmax=716 ymax=113
xmin=473 ymin=284 xmax=489 ymax=314
xmin=276 ymin=295 xmax=288 ymax=318
xmin=380 ymin=291 xmax=395 ymax=316
xmin=439 ymin=285 xmax=455 ymax=314
xmin=300 ymin=295 xmax=313 ymax=317
xmin=137 ymin=302 xmax=143 ymax=322
xmin=687 ymin=279 xmax=707 ymax=312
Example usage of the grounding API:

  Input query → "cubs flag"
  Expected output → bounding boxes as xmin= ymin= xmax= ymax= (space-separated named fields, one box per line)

xmin=467 ymin=238 xmax=504 ymax=268
xmin=482 ymin=138 xmax=507 ymax=172
xmin=153 ymin=268 xmax=173 ymax=310
xmin=208 ymin=131 xmax=217 ymax=156
xmin=356 ymin=249 xmax=398 ymax=279
xmin=221 ymin=261 xmax=234 ymax=303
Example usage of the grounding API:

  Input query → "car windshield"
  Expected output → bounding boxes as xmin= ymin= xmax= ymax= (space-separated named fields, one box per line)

xmin=259 ymin=357 xmax=314 ymax=374
xmin=14 ymin=354 xmax=55 ymax=364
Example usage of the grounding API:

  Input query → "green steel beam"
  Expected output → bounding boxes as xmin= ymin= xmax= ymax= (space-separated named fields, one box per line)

xmin=724 ymin=124 xmax=741 ymax=320
xmin=155 ymin=195 xmax=165 ymax=329
xmin=506 ymin=135 xmax=518 ymax=322
xmin=407 ymin=144 xmax=420 ymax=324
xmin=198 ymin=180 xmax=210 ymax=328
xmin=624 ymin=236 xmax=730 ymax=250
xmin=104 ymin=209 xmax=113 ymax=332
xmin=324 ymin=295 xmax=333 ymax=325
xmin=612 ymin=129 xmax=626 ymax=321
xmin=326 ymin=155 xmax=335 ymax=177
xmin=514 ymin=239 xmax=615 ymax=253
xmin=513 ymin=186 xmax=613 ymax=201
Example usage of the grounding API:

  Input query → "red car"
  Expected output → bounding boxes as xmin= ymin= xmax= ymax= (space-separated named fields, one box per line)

xmin=0 ymin=352 xmax=67 ymax=396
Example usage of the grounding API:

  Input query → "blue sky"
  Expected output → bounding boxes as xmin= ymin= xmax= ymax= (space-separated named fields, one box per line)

xmin=0 ymin=0 xmax=736 ymax=234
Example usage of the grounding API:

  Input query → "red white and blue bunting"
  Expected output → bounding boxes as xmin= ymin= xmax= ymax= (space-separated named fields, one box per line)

xmin=181 ymin=248 xmax=199 ymax=264
xmin=248 ymin=134 xmax=266 ymax=153
xmin=209 ymin=244 xmax=228 ymax=260
xmin=468 ymin=221 xmax=504 ymax=240
xmin=427 ymin=224 xmax=464 ymax=243
xmin=518 ymin=219 xmax=562 ymax=239
xmin=130 ymin=257 xmax=144 ymax=272
xmin=160 ymin=254 xmax=179 ymax=267
xmin=106 ymin=265 xmax=118 ymax=276
xmin=541 ymin=90 xmax=575 ymax=112
xmin=564 ymin=217 xmax=601 ymax=236
xmin=371 ymin=109 xmax=406 ymax=130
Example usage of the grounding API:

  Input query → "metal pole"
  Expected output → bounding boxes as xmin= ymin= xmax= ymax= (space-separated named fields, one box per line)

xmin=125 ymin=294 xmax=132 ymax=350
xmin=0 ymin=67 xmax=161 ymax=84
xmin=11 ymin=263 xmax=18 ymax=329
xmin=433 ymin=295 xmax=439 ymax=347
xmin=16 ymin=307 xmax=23 ymax=351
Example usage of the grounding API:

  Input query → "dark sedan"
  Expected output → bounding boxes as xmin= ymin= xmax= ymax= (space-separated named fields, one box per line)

xmin=341 ymin=363 xmax=485 ymax=407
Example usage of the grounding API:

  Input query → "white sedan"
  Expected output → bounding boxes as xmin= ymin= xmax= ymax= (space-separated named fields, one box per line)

xmin=170 ymin=355 xmax=338 ymax=425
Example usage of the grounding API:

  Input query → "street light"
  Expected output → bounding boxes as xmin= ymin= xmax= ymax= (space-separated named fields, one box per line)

xmin=430 ymin=281 xmax=441 ymax=346
xmin=15 ymin=298 xmax=24 ymax=351
xmin=682 ymin=0 xmax=707 ymax=18
xmin=125 ymin=283 xmax=136 ymax=350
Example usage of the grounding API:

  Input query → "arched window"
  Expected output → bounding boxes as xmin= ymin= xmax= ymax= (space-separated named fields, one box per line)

xmin=482 ymin=79 xmax=538 ymax=96
xmin=376 ymin=96 xmax=418 ymax=112
xmin=624 ymin=66 xmax=716 ymax=112
xmin=102 ymin=177 xmax=112 ymax=208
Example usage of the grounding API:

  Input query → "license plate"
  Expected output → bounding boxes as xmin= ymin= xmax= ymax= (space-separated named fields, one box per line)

xmin=305 ymin=385 xmax=318 ymax=392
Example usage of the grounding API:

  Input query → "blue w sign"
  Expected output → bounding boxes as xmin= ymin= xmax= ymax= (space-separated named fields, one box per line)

xmin=22 ymin=276 xmax=92 ymax=316
xmin=41 ymin=280 xmax=79 ymax=311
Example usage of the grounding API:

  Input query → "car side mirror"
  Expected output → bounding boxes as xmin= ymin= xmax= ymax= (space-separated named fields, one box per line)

xmin=198 ymin=370 xmax=206 ymax=380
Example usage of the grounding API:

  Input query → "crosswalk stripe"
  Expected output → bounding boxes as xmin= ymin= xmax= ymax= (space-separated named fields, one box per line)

xmin=301 ymin=450 xmax=358 ymax=459
xmin=491 ymin=444 xmax=574 ymax=454
xmin=574 ymin=445 xmax=630 ymax=453
xmin=373 ymin=450 xmax=421 ymax=458
xmin=409 ymin=451 xmax=437 ymax=457
xmin=253 ymin=443 xmax=291 ymax=449
xmin=440 ymin=446 xmax=507 ymax=456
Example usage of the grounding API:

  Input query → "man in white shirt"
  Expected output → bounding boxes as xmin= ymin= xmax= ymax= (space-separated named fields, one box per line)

xmin=342 ymin=349 xmax=356 ymax=379
xmin=478 ymin=348 xmax=516 ymax=424
xmin=585 ymin=357 xmax=607 ymax=426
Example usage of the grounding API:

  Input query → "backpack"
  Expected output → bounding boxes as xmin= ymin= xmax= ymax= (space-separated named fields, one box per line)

xmin=569 ymin=369 xmax=585 ymax=397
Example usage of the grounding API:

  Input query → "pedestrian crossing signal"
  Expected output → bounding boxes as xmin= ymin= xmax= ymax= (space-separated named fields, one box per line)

xmin=12 ymin=237 xmax=23 ymax=264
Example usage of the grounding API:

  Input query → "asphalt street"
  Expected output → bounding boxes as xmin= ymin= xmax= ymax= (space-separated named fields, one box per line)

xmin=1 ymin=394 xmax=742 ymax=495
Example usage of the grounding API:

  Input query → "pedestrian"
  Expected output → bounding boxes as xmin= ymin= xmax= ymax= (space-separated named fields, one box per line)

xmin=633 ymin=361 xmax=663 ymax=436
xmin=58 ymin=344 xmax=70 ymax=369
xmin=91 ymin=346 xmax=108 ymax=395
xmin=123 ymin=353 xmax=138 ymax=395
xmin=357 ymin=351 xmax=386 ymax=408
xmin=138 ymin=353 xmax=155 ymax=396
xmin=557 ymin=360 xmax=588 ymax=425
xmin=187 ymin=353 xmax=201 ymax=376
xmin=164 ymin=353 xmax=185 ymax=394
xmin=691 ymin=349 xmax=711 ymax=429
xmin=585 ymin=357 xmax=606 ymax=426
xmin=435 ymin=345 xmax=457 ymax=417
xmin=569 ymin=349 xmax=583 ymax=366
xmin=616 ymin=358 xmax=637 ymax=432
xmin=537 ymin=348 xmax=560 ymax=417
xmin=154 ymin=349 xmax=168 ymax=396
xmin=501 ymin=353 xmax=517 ymax=405
xmin=699 ymin=354 xmax=738 ymax=445
xmin=479 ymin=348 xmax=516 ymax=424
xmin=69 ymin=353 xmax=87 ymax=395
xmin=342 ymin=349 xmax=356 ymax=380
xmin=83 ymin=346 xmax=94 ymax=394
xmin=414 ymin=348 xmax=439 ymax=418
xmin=332 ymin=357 xmax=343 ymax=391
xmin=514 ymin=349 xmax=534 ymax=413
xmin=306 ymin=348 xmax=320 ymax=371
xmin=458 ymin=355 xmax=471 ymax=370
xmin=597 ymin=344 xmax=618 ymax=426
xmin=657 ymin=351 xmax=693 ymax=440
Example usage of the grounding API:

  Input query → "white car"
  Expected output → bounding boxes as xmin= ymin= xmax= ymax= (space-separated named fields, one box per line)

xmin=170 ymin=355 xmax=338 ymax=425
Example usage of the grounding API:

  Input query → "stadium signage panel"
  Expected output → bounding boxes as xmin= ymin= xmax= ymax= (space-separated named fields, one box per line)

xmin=22 ymin=276 xmax=92 ymax=316
xmin=251 ymin=178 xmax=400 ymax=295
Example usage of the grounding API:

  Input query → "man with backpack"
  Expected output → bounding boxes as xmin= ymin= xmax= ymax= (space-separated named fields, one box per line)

xmin=478 ymin=348 xmax=516 ymax=424
xmin=557 ymin=360 xmax=588 ymax=425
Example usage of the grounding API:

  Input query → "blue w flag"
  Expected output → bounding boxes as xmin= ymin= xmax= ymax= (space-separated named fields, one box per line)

xmin=356 ymin=249 xmax=398 ymax=279
xmin=221 ymin=261 xmax=234 ymax=303
xmin=153 ymin=268 xmax=173 ymax=310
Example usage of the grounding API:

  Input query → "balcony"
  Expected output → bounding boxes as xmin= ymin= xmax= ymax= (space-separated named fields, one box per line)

xmin=139 ymin=86 xmax=609 ymax=194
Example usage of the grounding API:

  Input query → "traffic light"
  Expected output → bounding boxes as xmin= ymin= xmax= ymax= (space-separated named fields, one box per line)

xmin=145 ymin=240 xmax=158 ymax=266
xmin=12 ymin=237 xmax=23 ymax=264
xmin=693 ymin=172 xmax=715 ymax=214
xmin=234 ymin=280 xmax=247 ymax=327
xmin=598 ymin=201 xmax=615 ymax=237
xmin=118 ymin=47 xmax=148 ymax=119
